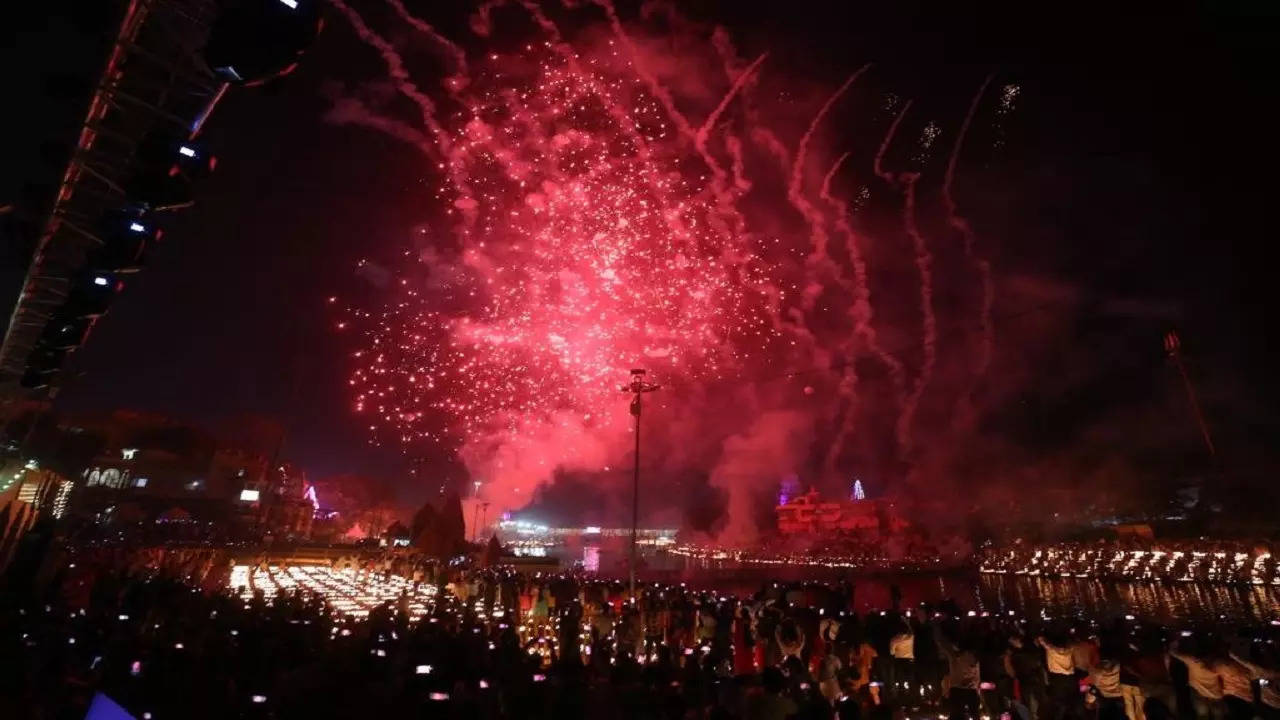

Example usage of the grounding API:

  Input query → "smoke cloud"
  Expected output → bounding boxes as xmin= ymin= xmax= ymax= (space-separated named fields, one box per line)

xmin=323 ymin=0 xmax=1203 ymax=542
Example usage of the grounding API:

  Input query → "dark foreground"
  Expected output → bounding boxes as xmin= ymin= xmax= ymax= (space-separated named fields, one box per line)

xmin=3 ymin=545 xmax=1280 ymax=720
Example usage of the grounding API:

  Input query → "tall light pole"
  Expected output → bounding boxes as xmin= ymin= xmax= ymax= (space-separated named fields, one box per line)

xmin=621 ymin=368 xmax=659 ymax=601
xmin=471 ymin=480 xmax=483 ymax=543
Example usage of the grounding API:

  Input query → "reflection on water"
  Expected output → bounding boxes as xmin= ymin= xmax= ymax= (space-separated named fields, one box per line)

xmin=548 ymin=546 xmax=1280 ymax=626
xmin=976 ymin=574 xmax=1280 ymax=626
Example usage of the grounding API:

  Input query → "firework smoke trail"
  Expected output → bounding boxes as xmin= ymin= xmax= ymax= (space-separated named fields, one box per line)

xmin=590 ymin=0 xmax=692 ymax=138
xmin=705 ymin=28 xmax=846 ymax=358
xmin=724 ymin=133 xmax=751 ymax=192
xmin=328 ymin=0 xmax=447 ymax=149
xmin=336 ymin=0 xmax=796 ymax=517
xmin=703 ymin=22 xmax=815 ymax=348
xmin=384 ymin=0 xmax=469 ymax=80
xmin=872 ymin=101 xmax=938 ymax=457
xmin=789 ymin=66 xmax=870 ymax=311
xmin=819 ymin=151 xmax=907 ymax=407
xmin=332 ymin=1 xmax=1006 ymax=528
xmin=590 ymin=0 xmax=708 ymax=169
xmin=696 ymin=52 xmax=768 ymax=155
xmin=529 ymin=0 xmax=769 ymax=293
xmin=817 ymin=153 xmax=861 ymax=477
xmin=453 ymin=0 xmax=695 ymax=256
xmin=895 ymin=171 xmax=936 ymax=460
xmin=944 ymin=76 xmax=996 ymax=410
xmin=503 ymin=0 xmax=692 ymax=247
xmin=468 ymin=0 xmax=503 ymax=36
xmin=872 ymin=101 xmax=912 ymax=181
xmin=821 ymin=364 xmax=859 ymax=480
xmin=589 ymin=0 xmax=768 ymax=256
xmin=524 ymin=0 xmax=766 ymax=303
xmin=324 ymin=95 xmax=436 ymax=159
xmin=781 ymin=65 xmax=870 ymax=480
xmin=709 ymin=28 xmax=792 ymax=174
xmin=944 ymin=77 xmax=994 ymax=254
xmin=328 ymin=0 xmax=480 ymax=226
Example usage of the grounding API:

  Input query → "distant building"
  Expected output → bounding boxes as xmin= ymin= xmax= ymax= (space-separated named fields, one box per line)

xmin=207 ymin=447 xmax=269 ymax=499
xmin=254 ymin=462 xmax=313 ymax=538
xmin=775 ymin=487 xmax=907 ymax=537
xmin=54 ymin=411 xmax=314 ymax=538
xmin=0 ymin=460 xmax=70 ymax=571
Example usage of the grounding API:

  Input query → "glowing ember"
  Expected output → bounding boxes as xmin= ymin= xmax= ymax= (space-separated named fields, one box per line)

xmin=341 ymin=44 xmax=780 ymax=449
xmin=329 ymin=1 xmax=1006 ymax=532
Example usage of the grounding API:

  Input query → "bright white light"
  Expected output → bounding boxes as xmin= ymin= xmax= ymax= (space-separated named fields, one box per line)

xmin=129 ymin=222 xmax=146 ymax=233
xmin=239 ymin=489 xmax=260 ymax=502
xmin=279 ymin=0 xmax=298 ymax=8
xmin=93 ymin=277 xmax=109 ymax=286
xmin=178 ymin=146 xmax=196 ymax=157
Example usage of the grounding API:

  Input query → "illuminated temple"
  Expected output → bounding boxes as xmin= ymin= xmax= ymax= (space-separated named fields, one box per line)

xmin=774 ymin=486 xmax=907 ymax=537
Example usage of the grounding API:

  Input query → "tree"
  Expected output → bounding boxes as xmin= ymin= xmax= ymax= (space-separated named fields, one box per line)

xmin=483 ymin=534 xmax=504 ymax=567
xmin=440 ymin=491 xmax=466 ymax=556
xmin=408 ymin=493 xmax=467 ymax=558
xmin=384 ymin=521 xmax=410 ymax=543
xmin=353 ymin=503 xmax=396 ymax=539
xmin=411 ymin=501 xmax=439 ymax=553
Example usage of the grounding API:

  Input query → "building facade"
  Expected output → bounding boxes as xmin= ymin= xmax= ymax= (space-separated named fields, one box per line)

xmin=775 ymin=488 xmax=907 ymax=537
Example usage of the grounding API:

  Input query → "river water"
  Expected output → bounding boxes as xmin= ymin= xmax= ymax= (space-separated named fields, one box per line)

xmin=975 ymin=574 xmax=1280 ymax=626
xmin=560 ymin=545 xmax=1280 ymax=626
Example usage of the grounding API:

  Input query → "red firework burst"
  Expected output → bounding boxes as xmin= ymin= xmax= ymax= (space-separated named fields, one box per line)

xmin=342 ymin=45 xmax=781 ymax=450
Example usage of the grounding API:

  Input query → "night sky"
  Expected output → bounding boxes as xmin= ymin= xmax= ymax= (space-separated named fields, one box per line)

xmin=3 ymin=1 xmax=1278 ymax=515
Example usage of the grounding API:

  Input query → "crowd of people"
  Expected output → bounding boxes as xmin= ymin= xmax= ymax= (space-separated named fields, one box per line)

xmin=4 ymin=544 xmax=1280 ymax=720
xmin=980 ymin=540 xmax=1278 ymax=585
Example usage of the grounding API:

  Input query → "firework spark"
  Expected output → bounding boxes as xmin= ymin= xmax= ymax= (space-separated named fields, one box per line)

xmin=944 ymin=76 xmax=996 ymax=429
xmin=872 ymin=101 xmax=939 ymax=457
xmin=330 ymin=0 xmax=1003 ymax=532
xmin=342 ymin=22 xmax=780 ymax=457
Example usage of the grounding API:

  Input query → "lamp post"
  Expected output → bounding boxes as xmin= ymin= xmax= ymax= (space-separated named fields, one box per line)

xmin=620 ymin=369 xmax=659 ymax=602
